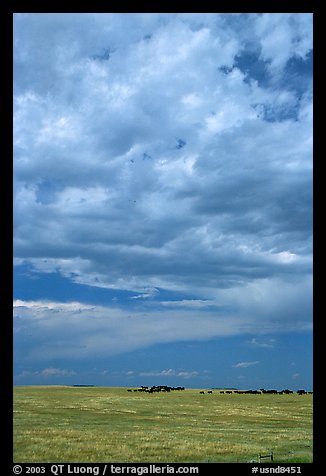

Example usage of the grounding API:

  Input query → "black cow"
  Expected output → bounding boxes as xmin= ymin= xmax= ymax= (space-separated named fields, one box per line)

xmin=282 ymin=389 xmax=293 ymax=394
xmin=297 ymin=389 xmax=306 ymax=395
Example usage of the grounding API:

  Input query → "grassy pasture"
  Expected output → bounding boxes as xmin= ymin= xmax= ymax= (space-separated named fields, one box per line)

xmin=13 ymin=386 xmax=312 ymax=463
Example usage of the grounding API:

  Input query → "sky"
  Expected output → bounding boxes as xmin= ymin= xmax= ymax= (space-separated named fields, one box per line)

xmin=13 ymin=13 xmax=313 ymax=390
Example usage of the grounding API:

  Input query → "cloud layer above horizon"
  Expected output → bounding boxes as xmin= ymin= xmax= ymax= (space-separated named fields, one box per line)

xmin=14 ymin=13 xmax=313 ymax=368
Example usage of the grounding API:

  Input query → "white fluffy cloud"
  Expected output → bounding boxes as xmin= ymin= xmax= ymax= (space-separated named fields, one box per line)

xmin=256 ymin=13 xmax=312 ymax=74
xmin=137 ymin=369 xmax=199 ymax=379
xmin=232 ymin=361 xmax=260 ymax=368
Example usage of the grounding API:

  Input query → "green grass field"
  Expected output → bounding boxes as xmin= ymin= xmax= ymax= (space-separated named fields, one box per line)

xmin=13 ymin=386 xmax=313 ymax=463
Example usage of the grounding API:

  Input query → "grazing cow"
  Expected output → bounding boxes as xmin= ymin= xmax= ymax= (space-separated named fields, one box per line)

xmin=297 ymin=389 xmax=306 ymax=395
xmin=199 ymin=391 xmax=205 ymax=394
xmin=207 ymin=391 xmax=213 ymax=394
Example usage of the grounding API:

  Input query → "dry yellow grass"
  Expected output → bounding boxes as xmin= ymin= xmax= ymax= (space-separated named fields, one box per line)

xmin=13 ymin=386 xmax=313 ymax=463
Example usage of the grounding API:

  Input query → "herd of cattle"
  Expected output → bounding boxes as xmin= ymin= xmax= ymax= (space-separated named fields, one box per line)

xmin=211 ymin=389 xmax=312 ymax=395
xmin=128 ymin=385 xmax=185 ymax=393
xmin=128 ymin=386 xmax=312 ymax=395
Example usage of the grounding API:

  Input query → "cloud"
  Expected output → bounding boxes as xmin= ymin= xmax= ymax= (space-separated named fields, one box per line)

xmin=13 ymin=13 xmax=312 ymax=359
xmin=255 ymin=13 xmax=312 ymax=75
xmin=159 ymin=299 xmax=218 ymax=309
xmin=232 ymin=361 xmax=260 ymax=368
xmin=138 ymin=369 xmax=199 ymax=379
xmin=13 ymin=299 xmax=95 ymax=312
xmin=39 ymin=367 xmax=76 ymax=377
xmin=13 ymin=298 xmax=247 ymax=362
xmin=17 ymin=367 xmax=76 ymax=379
xmin=249 ymin=337 xmax=275 ymax=348
xmin=14 ymin=286 xmax=311 ymax=364
xmin=129 ymin=289 xmax=159 ymax=300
